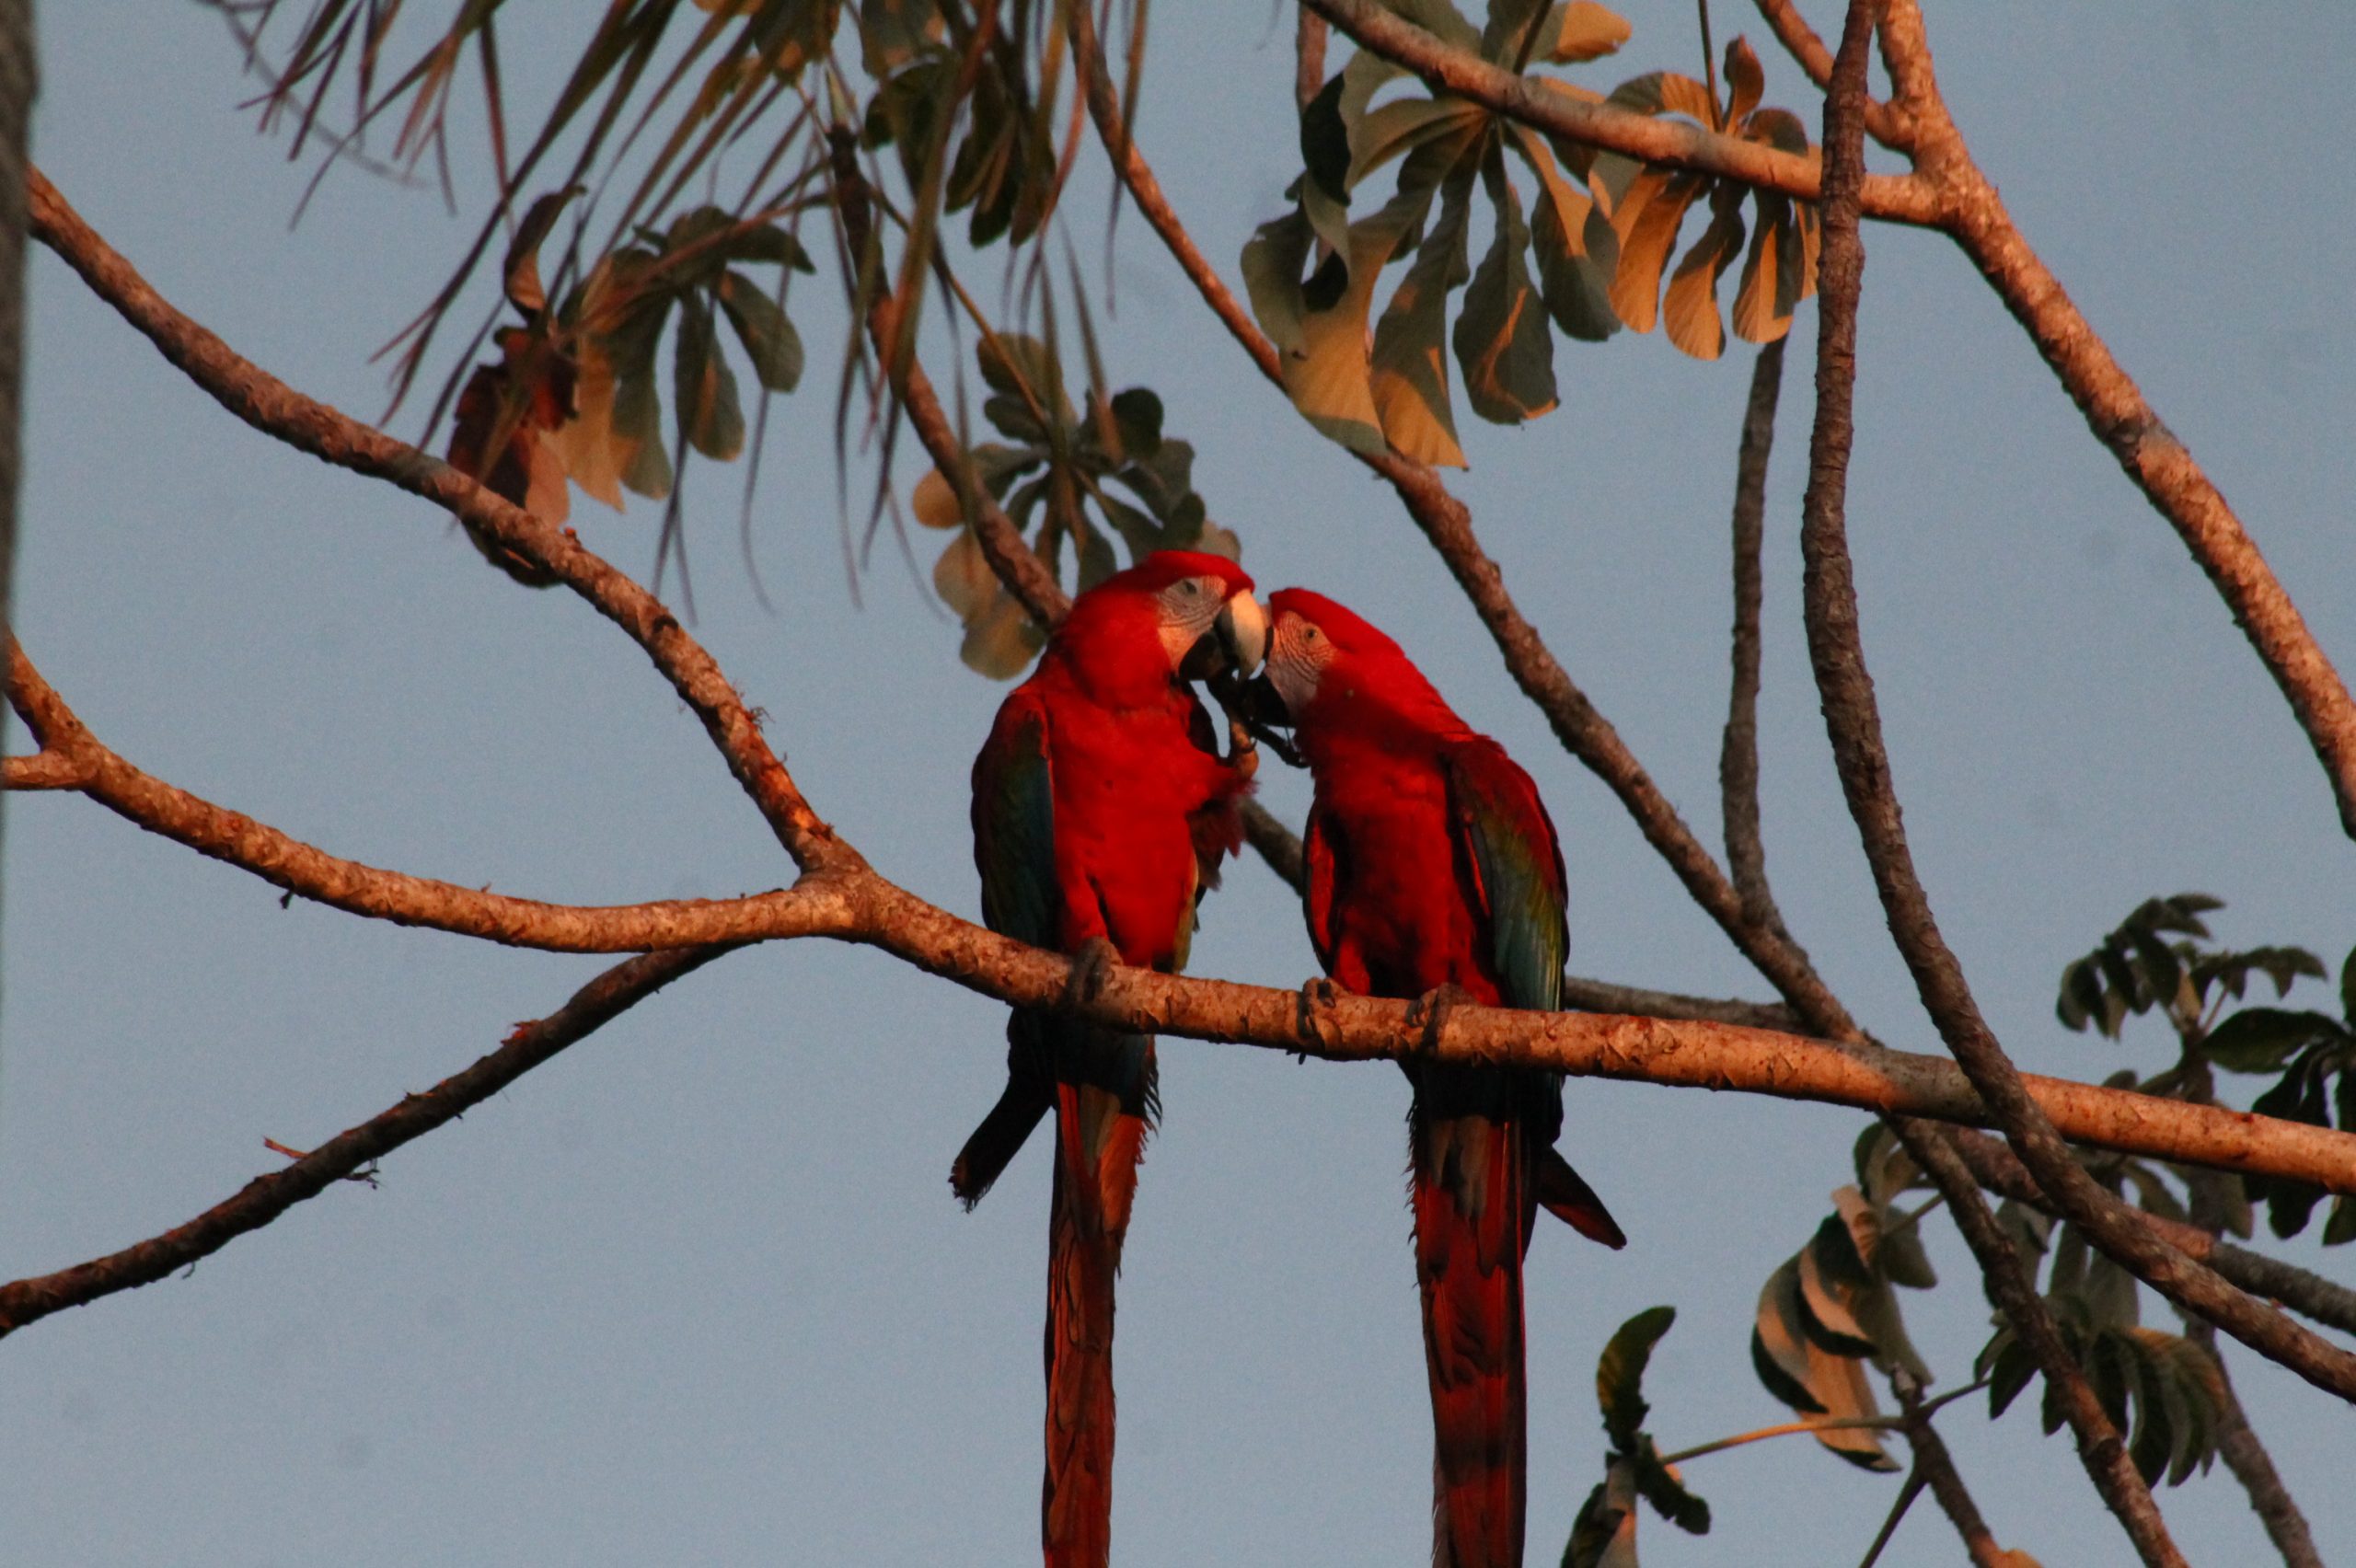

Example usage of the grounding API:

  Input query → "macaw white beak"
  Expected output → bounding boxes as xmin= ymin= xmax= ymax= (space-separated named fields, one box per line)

xmin=1213 ymin=589 xmax=1268 ymax=676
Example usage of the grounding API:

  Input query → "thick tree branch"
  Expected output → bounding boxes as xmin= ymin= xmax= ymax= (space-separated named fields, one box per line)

xmin=24 ymin=166 xmax=852 ymax=875
xmin=1299 ymin=0 xmax=1943 ymax=225
xmin=0 ymin=944 xmax=731 ymax=1339
xmin=1816 ymin=22 xmax=2185 ymax=1563
xmin=1793 ymin=9 xmax=2356 ymax=1405
xmin=5 ymin=638 xmax=858 ymax=952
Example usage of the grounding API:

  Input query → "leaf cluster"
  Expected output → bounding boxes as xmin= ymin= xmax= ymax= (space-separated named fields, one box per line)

xmin=2053 ymin=894 xmax=2353 ymax=1244
xmin=1746 ymin=1125 xmax=1934 ymax=1473
xmin=1977 ymin=1206 xmax=2225 ymax=1488
xmin=914 ymin=332 xmax=1229 ymax=676
xmin=442 ymin=190 xmax=814 ymax=582
xmin=1241 ymin=0 xmax=1817 ymax=467
xmin=1564 ymin=1306 xmax=1708 ymax=1568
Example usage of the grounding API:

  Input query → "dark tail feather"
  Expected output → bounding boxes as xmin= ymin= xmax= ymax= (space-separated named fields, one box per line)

xmin=1414 ymin=1110 xmax=1528 ymax=1568
xmin=950 ymin=1078 xmax=1050 ymax=1208
xmin=1537 ymin=1146 xmax=1626 ymax=1249
xmin=951 ymin=1016 xmax=1055 ymax=1209
xmin=1042 ymin=1078 xmax=1144 ymax=1568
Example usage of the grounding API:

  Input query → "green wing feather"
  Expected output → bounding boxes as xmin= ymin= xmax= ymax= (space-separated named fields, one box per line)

xmin=1444 ymin=737 xmax=1568 ymax=1013
xmin=973 ymin=693 xmax=1059 ymax=950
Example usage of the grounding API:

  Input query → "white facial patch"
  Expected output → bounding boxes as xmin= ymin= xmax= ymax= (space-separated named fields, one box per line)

xmin=1266 ymin=611 xmax=1335 ymax=713
xmin=1156 ymin=574 xmax=1221 ymax=665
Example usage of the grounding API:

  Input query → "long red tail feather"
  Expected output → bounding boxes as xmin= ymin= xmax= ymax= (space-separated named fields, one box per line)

xmin=1414 ymin=1108 xmax=1530 ymax=1568
xmin=1041 ymin=1079 xmax=1147 ymax=1568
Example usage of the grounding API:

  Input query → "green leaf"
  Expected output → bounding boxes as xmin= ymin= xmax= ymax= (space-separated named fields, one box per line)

xmin=719 ymin=222 xmax=815 ymax=272
xmin=1345 ymin=96 xmax=1484 ymax=192
xmin=1242 ymin=206 xmax=1314 ymax=356
xmin=1454 ymin=154 xmax=1556 ymax=423
xmin=1370 ymin=164 xmax=1474 ymax=467
xmin=1595 ymin=1305 xmax=1675 ymax=1450
xmin=976 ymin=333 xmax=1071 ymax=423
xmin=1074 ymin=517 xmax=1119 ymax=591
xmin=1630 ymin=1444 xmax=1709 ymax=1535
xmin=2341 ymin=941 xmax=2356 ymax=1024
xmin=2321 ymin=1193 xmax=2356 ymax=1246
xmin=1754 ymin=1253 xmax=1900 ymax=1469
xmin=673 ymin=300 xmax=745 ymax=460
xmin=715 ymin=271 xmax=803 ymax=392
xmin=1108 ymin=387 xmax=1164 ymax=460
xmin=2202 ymin=1008 xmax=2338 ymax=1073
xmin=1389 ymin=0 xmax=1483 ymax=53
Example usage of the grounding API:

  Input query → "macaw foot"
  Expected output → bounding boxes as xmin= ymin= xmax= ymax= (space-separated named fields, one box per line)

xmin=1064 ymin=937 xmax=1122 ymax=1010
xmin=1404 ymin=981 xmax=1479 ymax=1056
xmin=1294 ymin=975 xmax=1349 ymax=1059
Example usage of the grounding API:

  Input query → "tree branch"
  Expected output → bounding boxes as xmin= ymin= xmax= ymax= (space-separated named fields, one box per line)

xmin=1866 ymin=1 xmax=2356 ymax=841
xmin=1944 ymin=1125 xmax=2356 ymax=1343
xmin=0 ymin=944 xmax=732 ymax=1339
xmin=1811 ymin=14 xmax=2188 ymax=1558
xmin=24 ymin=165 xmax=853 ymax=875
xmin=2183 ymin=1320 xmax=2326 ymax=1568
xmin=5 ymin=637 xmax=858 ymax=952
xmin=1896 ymin=1115 xmax=2187 ymax=1568
xmin=1750 ymin=0 xmax=1913 ymax=149
xmin=1299 ymin=0 xmax=1943 ymax=225
xmin=1888 ymin=1371 xmax=2006 ymax=1568
xmin=1793 ymin=5 xmax=2356 ymax=1405
xmin=1720 ymin=339 xmax=1796 ymax=940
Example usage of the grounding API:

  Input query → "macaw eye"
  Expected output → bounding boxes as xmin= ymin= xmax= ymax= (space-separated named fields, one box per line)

xmin=1178 ymin=580 xmax=1202 ymax=596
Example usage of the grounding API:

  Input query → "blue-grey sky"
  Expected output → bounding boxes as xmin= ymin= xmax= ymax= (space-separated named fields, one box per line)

xmin=6 ymin=4 xmax=2352 ymax=1564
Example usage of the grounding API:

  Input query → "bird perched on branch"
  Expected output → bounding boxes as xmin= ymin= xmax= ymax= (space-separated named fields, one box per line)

xmin=951 ymin=549 xmax=1267 ymax=1568
xmin=1253 ymin=587 xmax=1623 ymax=1568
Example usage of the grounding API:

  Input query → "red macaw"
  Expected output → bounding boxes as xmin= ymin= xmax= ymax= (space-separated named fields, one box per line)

xmin=1258 ymin=588 xmax=1623 ymax=1568
xmin=950 ymin=550 xmax=1267 ymax=1568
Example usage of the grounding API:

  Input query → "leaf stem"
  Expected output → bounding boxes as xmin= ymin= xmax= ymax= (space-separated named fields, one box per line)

xmin=1655 ymin=1412 xmax=1896 ymax=1467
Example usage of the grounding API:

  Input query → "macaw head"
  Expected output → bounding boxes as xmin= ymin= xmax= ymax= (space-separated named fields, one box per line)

xmin=1255 ymin=587 xmax=1464 ymax=758
xmin=1050 ymin=549 xmax=1267 ymax=702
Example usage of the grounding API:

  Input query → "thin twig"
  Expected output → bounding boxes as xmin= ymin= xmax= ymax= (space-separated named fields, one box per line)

xmin=1719 ymin=338 xmax=1794 ymax=939
xmin=2182 ymin=1320 xmax=2326 ymax=1568
xmin=0 ymin=944 xmax=733 ymax=1338
xmin=1888 ymin=1371 xmax=2005 ymax=1568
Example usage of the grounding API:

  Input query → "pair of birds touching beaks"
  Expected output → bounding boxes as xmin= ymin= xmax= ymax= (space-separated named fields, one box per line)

xmin=950 ymin=548 xmax=1624 ymax=1568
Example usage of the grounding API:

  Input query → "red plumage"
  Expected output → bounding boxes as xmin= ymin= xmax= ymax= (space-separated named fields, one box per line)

xmin=957 ymin=552 xmax=1258 ymax=1568
xmin=1269 ymin=587 xmax=1621 ymax=1568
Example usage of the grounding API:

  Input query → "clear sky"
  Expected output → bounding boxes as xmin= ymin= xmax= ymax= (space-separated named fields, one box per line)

xmin=6 ymin=4 xmax=2352 ymax=1565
